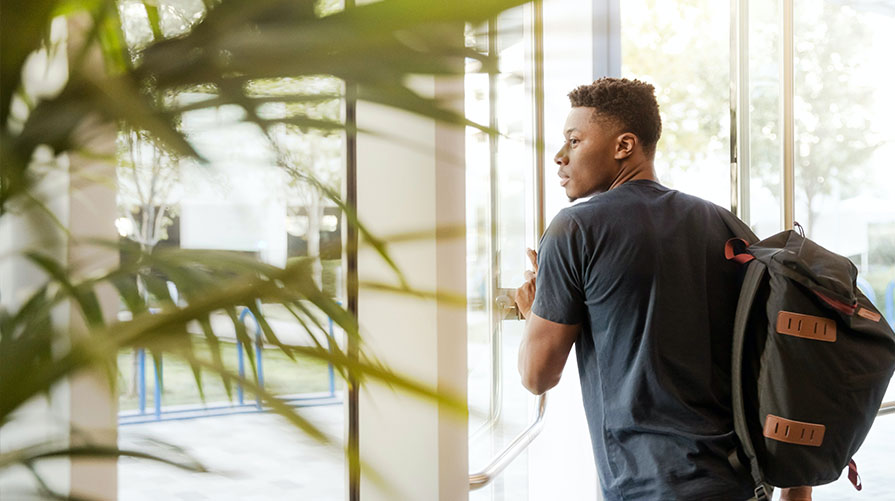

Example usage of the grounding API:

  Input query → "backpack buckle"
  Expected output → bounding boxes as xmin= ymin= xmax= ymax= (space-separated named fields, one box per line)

xmin=754 ymin=484 xmax=769 ymax=501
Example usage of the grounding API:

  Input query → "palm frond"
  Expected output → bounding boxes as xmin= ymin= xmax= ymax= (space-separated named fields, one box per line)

xmin=0 ymin=0 xmax=522 ymax=490
xmin=2 ymin=0 xmax=520 ymax=211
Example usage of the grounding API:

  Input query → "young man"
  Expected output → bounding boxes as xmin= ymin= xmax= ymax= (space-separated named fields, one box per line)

xmin=514 ymin=78 xmax=812 ymax=501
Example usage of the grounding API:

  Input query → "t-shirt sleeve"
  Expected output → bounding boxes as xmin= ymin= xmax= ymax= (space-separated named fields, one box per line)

xmin=531 ymin=209 xmax=586 ymax=325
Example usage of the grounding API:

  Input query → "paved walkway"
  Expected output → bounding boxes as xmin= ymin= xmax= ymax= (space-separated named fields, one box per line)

xmin=118 ymin=406 xmax=345 ymax=501
xmin=118 ymin=393 xmax=894 ymax=500
xmin=811 ymin=409 xmax=895 ymax=501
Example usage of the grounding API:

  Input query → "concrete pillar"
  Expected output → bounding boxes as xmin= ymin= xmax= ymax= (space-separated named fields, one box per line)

xmin=355 ymin=74 xmax=468 ymax=500
xmin=0 ymin=14 xmax=118 ymax=500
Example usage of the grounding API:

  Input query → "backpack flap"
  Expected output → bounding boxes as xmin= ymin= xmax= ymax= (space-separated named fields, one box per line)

xmin=766 ymin=231 xmax=857 ymax=310
xmin=746 ymin=231 xmax=895 ymax=487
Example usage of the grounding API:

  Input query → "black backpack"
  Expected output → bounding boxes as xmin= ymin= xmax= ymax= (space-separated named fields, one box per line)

xmin=717 ymin=208 xmax=895 ymax=500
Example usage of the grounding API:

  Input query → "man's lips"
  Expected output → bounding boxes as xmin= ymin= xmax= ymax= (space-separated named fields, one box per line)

xmin=560 ymin=177 xmax=570 ymax=187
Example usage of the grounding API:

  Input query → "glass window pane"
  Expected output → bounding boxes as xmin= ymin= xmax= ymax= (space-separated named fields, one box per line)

xmin=115 ymin=4 xmax=347 ymax=499
xmin=747 ymin=0 xmax=784 ymax=237
xmin=495 ymin=8 xmax=537 ymax=289
xmin=466 ymin=6 xmax=536 ymax=501
xmin=792 ymin=2 xmax=895 ymax=498
xmin=465 ymin=20 xmax=493 ymax=438
xmin=621 ymin=0 xmax=731 ymax=207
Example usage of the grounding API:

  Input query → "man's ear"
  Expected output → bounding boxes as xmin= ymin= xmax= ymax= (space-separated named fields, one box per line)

xmin=614 ymin=133 xmax=637 ymax=159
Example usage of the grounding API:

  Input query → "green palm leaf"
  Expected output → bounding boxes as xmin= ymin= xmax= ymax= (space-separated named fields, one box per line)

xmin=1 ymin=0 xmax=524 ymax=491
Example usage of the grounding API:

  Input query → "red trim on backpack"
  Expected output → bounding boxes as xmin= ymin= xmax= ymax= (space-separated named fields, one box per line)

xmin=813 ymin=290 xmax=858 ymax=316
xmin=849 ymin=459 xmax=862 ymax=491
xmin=725 ymin=238 xmax=754 ymax=264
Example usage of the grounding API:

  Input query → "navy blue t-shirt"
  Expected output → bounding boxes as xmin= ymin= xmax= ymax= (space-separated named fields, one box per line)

xmin=532 ymin=180 xmax=754 ymax=501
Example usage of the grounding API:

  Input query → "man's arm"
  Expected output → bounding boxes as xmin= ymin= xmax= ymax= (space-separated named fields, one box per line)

xmin=515 ymin=248 xmax=580 ymax=395
xmin=518 ymin=313 xmax=580 ymax=394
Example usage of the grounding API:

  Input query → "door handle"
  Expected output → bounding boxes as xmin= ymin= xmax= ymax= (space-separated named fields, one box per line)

xmin=469 ymin=393 xmax=547 ymax=490
xmin=879 ymin=401 xmax=895 ymax=417
xmin=469 ymin=0 xmax=547 ymax=490
xmin=495 ymin=287 xmax=523 ymax=320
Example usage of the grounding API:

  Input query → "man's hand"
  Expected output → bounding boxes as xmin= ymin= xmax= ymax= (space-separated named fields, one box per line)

xmin=515 ymin=248 xmax=538 ymax=319
xmin=780 ymin=486 xmax=812 ymax=501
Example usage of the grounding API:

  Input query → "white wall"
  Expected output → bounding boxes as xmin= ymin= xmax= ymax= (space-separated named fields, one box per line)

xmin=356 ymin=77 xmax=468 ymax=500
xmin=0 ymin=149 xmax=76 ymax=499
xmin=0 ymin=15 xmax=118 ymax=500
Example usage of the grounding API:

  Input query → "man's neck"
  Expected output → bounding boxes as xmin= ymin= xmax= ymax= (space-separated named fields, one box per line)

xmin=608 ymin=158 xmax=658 ymax=191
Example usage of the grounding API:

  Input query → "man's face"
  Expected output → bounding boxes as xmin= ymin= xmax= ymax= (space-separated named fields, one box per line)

xmin=554 ymin=107 xmax=621 ymax=201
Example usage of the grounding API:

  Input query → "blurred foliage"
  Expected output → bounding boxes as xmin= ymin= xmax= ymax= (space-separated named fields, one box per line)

xmin=0 ymin=0 xmax=526 ymax=496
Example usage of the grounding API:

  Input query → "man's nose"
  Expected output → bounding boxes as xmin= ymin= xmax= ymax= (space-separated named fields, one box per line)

xmin=554 ymin=147 xmax=568 ymax=166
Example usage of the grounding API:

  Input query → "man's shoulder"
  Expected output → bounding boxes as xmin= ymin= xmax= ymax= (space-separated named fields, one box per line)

xmin=543 ymin=206 xmax=584 ymax=242
xmin=548 ymin=181 xmax=730 ymax=237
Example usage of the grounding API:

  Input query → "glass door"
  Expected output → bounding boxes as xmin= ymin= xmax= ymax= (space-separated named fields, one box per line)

xmin=788 ymin=2 xmax=895 ymax=498
xmin=620 ymin=0 xmax=732 ymax=207
xmin=466 ymin=4 xmax=541 ymax=500
xmin=737 ymin=1 xmax=895 ymax=498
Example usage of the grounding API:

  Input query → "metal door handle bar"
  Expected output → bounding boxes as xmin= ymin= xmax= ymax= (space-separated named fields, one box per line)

xmin=469 ymin=393 xmax=547 ymax=490
xmin=879 ymin=400 xmax=895 ymax=417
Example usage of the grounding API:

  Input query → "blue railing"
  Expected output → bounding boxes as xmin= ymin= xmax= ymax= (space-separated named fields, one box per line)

xmin=113 ymin=278 xmax=895 ymax=424
xmin=236 ymin=306 xmax=265 ymax=409
xmin=857 ymin=276 xmax=877 ymax=305
xmin=119 ymin=306 xmax=341 ymax=425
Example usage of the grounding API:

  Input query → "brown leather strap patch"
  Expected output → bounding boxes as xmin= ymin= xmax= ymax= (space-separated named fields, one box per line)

xmin=857 ymin=307 xmax=882 ymax=323
xmin=776 ymin=311 xmax=836 ymax=342
xmin=763 ymin=414 xmax=825 ymax=447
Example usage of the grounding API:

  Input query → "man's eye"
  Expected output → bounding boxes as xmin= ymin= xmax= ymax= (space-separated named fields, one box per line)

xmin=569 ymin=138 xmax=580 ymax=146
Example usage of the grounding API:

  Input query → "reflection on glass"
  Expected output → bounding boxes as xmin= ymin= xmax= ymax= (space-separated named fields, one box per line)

xmin=791 ymin=2 xmax=895 ymax=499
xmin=621 ymin=0 xmax=730 ymax=207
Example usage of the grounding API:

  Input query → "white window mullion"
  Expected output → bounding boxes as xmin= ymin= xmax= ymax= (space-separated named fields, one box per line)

xmin=781 ymin=0 xmax=795 ymax=230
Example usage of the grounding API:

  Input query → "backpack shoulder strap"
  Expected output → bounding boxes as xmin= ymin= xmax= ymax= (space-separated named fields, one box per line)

xmin=731 ymin=259 xmax=770 ymax=500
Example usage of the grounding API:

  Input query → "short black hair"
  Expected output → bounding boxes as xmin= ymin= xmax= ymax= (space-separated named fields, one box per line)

xmin=568 ymin=78 xmax=662 ymax=156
